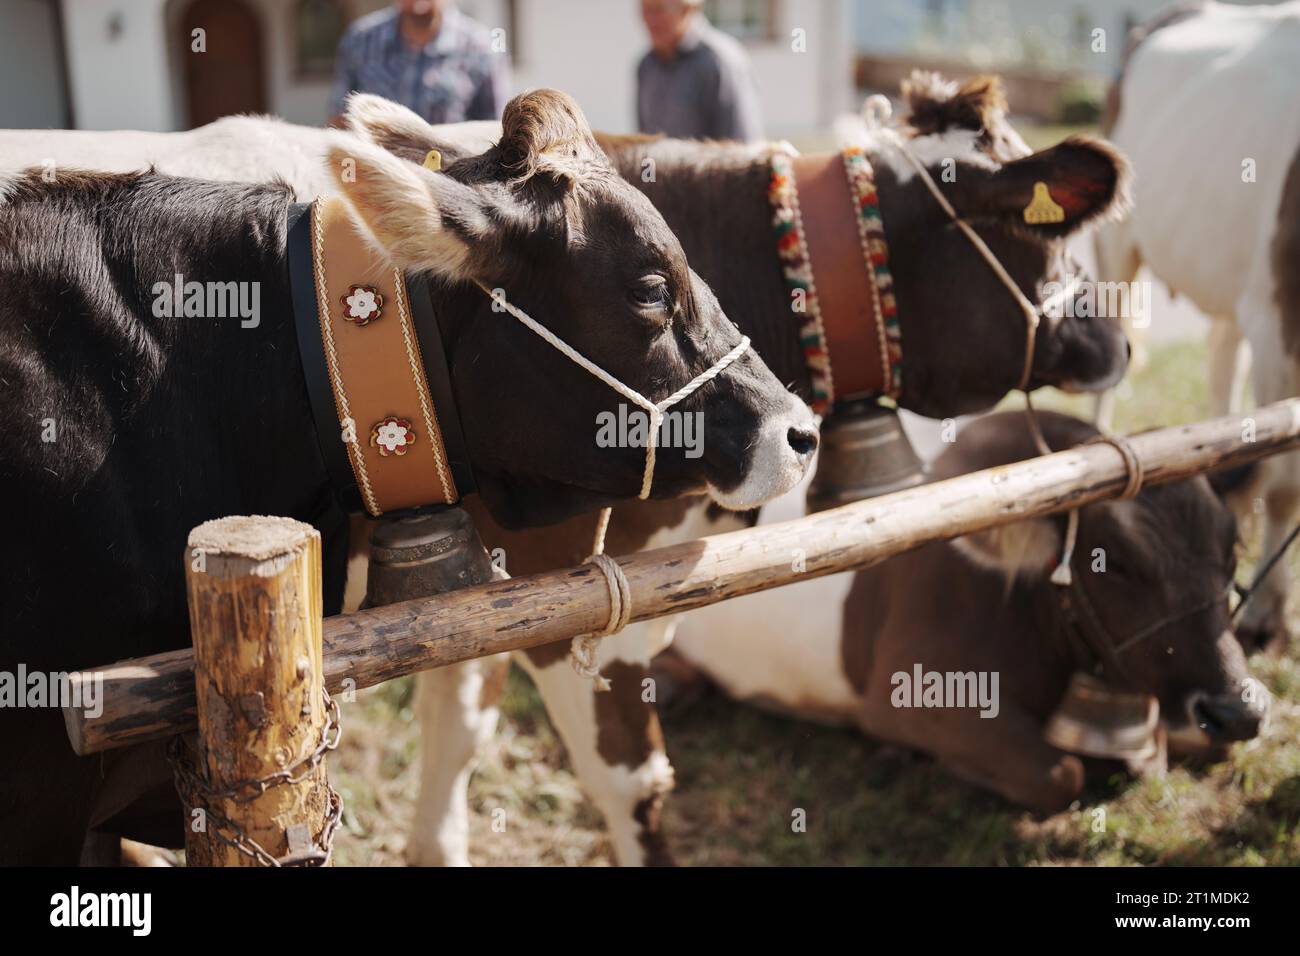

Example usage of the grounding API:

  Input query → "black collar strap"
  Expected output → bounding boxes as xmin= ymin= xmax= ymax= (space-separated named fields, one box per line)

xmin=288 ymin=199 xmax=475 ymax=516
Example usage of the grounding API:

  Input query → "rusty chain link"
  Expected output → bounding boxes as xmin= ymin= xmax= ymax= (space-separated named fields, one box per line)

xmin=168 ymin=688 xmax=344 ymax=867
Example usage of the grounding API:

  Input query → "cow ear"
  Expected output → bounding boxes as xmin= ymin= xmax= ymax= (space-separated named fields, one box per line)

xmin=952 ymin=518 xmax=1060 ymax=577
xmin=949 ymin=136 xmax=1132 ymax=237
xmin=325 ymin=137 xmax=492 ymax=282
xmin=343 ymin=93 xmax=442 ymax=163
xmin=343 ymin=92 xmax=488 ymax=167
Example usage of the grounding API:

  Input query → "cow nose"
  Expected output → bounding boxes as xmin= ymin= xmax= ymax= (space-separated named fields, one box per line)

xmin=1125 ymin=338 xmax=1133 ymax=360
xmin=787 ymin=424 xmax=819 ymax=459
xmin=1194 ymin=692 xmax=1267 ymax=742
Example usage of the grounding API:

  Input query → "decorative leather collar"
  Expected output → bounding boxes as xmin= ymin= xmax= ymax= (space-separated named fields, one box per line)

xmin=287 ymin=197 xmax=475 ymax=516
xmin=769 ymin=146 xmax=902 ymax=415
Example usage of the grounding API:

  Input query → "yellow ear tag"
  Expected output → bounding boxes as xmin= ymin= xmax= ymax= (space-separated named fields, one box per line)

xmin=1024 ymin=181 xmax=1065 ymax=224
xmin=422 ymin=149 xmax=442 ymax=173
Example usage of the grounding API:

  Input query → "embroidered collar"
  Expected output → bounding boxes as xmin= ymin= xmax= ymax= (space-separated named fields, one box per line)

xmin=768 ymin=145 xmax=902 ymax=415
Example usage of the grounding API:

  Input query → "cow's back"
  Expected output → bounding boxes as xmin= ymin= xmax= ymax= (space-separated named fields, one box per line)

xmin=0 ymin=115 xmax=502 ymax=202
xmin=1109 ymin=1 xmax=1300 ymax=315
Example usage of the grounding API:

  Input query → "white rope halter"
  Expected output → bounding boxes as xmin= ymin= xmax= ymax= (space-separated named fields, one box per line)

xmin=473 ymin=282 xmax=753 ymax=690
xmin=860 ymin=95 xmax=1108 ymax=586
xmin=860 ymin=95 xmax=1079 ymax=394
xmin=476 ymin=282 xmax=751 ymax=501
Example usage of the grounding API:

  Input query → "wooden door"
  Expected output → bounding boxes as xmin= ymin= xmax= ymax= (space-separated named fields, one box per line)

xmin=181 ymin=0 xmax=267 ymax=128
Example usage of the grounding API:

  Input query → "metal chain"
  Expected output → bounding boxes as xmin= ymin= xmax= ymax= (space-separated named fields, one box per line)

xmin=168 ymin=688 xmax=344 ymax=867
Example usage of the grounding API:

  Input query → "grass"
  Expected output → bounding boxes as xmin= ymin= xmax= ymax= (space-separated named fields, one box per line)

xmin=332 ymin=336 xmax=1300 ymax=867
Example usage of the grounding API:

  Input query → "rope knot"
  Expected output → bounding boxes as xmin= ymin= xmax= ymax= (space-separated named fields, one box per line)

xmin=569 ymin=508 xmax=631 ymax=691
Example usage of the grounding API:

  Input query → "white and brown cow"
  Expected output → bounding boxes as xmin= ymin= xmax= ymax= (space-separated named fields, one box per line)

xmin=1093 ymin=0 xmax=1300 ymax=649
xmin=664 ymin=411 xmax=1269 ymax=812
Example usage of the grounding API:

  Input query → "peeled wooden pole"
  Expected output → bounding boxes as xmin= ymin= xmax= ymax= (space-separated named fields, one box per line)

xmin=178 ymin=516 xmax=332 ymax=866
xmin=64 ymin=400 xmax=1300 ymax=756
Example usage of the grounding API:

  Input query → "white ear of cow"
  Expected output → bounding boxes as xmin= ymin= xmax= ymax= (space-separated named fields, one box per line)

xmin=343 ymin=92 xmax=433 ymax=146
xmin=325 ymin=134 xmax=487 ymax=281
xmin=951 ymin=518 xmax=1059 ymax=577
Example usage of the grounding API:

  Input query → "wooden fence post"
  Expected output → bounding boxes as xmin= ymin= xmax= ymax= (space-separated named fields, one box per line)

xmin=178 ymin=515 xmax=338 ymax=867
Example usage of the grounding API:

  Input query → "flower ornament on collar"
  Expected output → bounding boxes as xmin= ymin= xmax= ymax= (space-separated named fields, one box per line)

xmin=342 ymin=284 xmax=384 ymax=326
xmin=370 ymin=416 xmax=416 ymax=457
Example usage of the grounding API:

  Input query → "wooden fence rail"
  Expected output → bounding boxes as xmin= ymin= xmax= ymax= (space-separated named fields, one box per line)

xmin=63 ymin=400 xmax=1300 ymax=756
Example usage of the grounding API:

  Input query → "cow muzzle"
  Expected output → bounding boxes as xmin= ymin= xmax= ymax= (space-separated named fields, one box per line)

xmin=1176 ymin=686 xmax=1271 ymax=747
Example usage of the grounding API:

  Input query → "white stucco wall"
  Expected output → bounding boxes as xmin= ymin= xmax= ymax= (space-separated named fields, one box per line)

xmin=0 ymin=0 xmax=70 ymax=127
xmin=60 ymin=0 xmax=173 ymax=130
xmin=469 ymin=0 xmax=852 ymax=137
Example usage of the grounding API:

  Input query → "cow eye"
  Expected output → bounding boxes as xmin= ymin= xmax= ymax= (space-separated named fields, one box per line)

xmin=629 ymin=275 xmax=670 ymax=312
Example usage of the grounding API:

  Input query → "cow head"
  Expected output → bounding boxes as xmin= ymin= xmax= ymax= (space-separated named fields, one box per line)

xmin=947 ymin=412 xmax=1268 ymax=754
xmin=874 ymin=73 xmax=1132 ymax=417
xmin=331 ymin=90 xmax=816 ymax=527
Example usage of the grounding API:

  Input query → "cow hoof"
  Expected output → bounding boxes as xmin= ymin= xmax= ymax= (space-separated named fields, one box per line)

xmin=1037 ymin=754 xmax=1086 ymax=812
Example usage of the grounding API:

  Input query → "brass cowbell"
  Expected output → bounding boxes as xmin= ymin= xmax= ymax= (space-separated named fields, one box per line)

xmin=1043 ymin=671 xmax=1161 ymax=761
xmin=364 ymin=506 xmax=495 ymax=609
xmin=806 ymin=398 xmax=926 ymax=513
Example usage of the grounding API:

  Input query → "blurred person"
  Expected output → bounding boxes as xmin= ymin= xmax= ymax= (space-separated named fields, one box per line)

xmin=637 ymin=0 xmax=763 ymax=142
xmin=330 ymin=0 xmax=509 ymax=125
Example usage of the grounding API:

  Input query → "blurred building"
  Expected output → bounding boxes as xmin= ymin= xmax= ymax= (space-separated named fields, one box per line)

xmin=1 ymin=0 xmax=853 ymax=136
xmin=849 ymin=0 xmax=1293 ymax=120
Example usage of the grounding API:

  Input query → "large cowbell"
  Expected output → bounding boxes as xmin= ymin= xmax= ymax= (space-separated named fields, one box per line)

xmin=806 ymin=398 xmax=926 ymax=513
xmin=364 ymin=506 xmax=495 ymax=609
xmin=1043 ymin=671 xmax=1161 ymax=762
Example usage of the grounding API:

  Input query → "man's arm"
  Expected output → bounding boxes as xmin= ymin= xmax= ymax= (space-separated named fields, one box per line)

xmin=711 ymin=54 xmax=764 ymax=143
xmin=328 ymin=28 xmax=362 ymax=126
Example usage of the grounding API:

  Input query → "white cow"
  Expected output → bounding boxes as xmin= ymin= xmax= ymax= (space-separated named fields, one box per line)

xmin=1094 ymin=0 xmax=1300 ymax=648
xmin=0 ymin=107 xmax=498 ymax=199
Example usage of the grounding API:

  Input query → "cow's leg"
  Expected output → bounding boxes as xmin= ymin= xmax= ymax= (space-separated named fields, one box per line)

xmin=1206 ymin=315 xmax=1249 ymax=417
xmin=406 ymin=655 xmax=509 ymax=867
xmin=860 ymin=695 xmax=1084 ymax=812
xmin=517 ymin=619 xmax=678 ymax=867
xmin=1090 ymin=217 xmax=1143 ymax=431
xmin=1236 ymin=281 xmax=1299 ymax=650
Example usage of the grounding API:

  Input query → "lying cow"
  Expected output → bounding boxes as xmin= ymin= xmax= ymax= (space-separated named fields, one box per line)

xmin=0 ymin=90 xmax=815 ymax=864
xmin=1094 ymin=0 xmax=1300 ymax=649
xmin=667 ymin=411 xmax=1270 ymax=812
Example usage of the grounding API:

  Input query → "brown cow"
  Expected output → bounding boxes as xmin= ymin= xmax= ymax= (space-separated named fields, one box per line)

xmin=394 ymin=74 xmax=1138 ymax=866
xmin=670 ymin=411 xmax=1269 ymax=812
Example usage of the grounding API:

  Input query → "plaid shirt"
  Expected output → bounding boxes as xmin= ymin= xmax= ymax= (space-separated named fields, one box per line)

xmin=330 ymin=6 xmax=510 ymax=123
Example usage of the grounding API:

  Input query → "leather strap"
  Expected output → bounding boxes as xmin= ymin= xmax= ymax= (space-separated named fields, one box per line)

xmin=292 ymin=195 xmax=462 ymax=516
xmin=791 ymin=153 xmax=890 ymax=402
xmin=289 ymin=202 xmax=362 ymax=515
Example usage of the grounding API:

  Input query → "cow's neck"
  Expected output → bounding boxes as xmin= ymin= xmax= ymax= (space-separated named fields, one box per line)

xmin=1015 ymin=574 xmax=1086 ymax=719
xmin=294 ymin=196 xmax=485 ymax=516
xmin=608 ymin=141 xmax=814 ymax=404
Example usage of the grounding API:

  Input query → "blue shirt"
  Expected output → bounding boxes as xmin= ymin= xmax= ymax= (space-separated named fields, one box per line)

xmin=637 ymin=19 xmax=764 ymax=142
xmin=330 ymin=6 xmax=510 ymax=123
